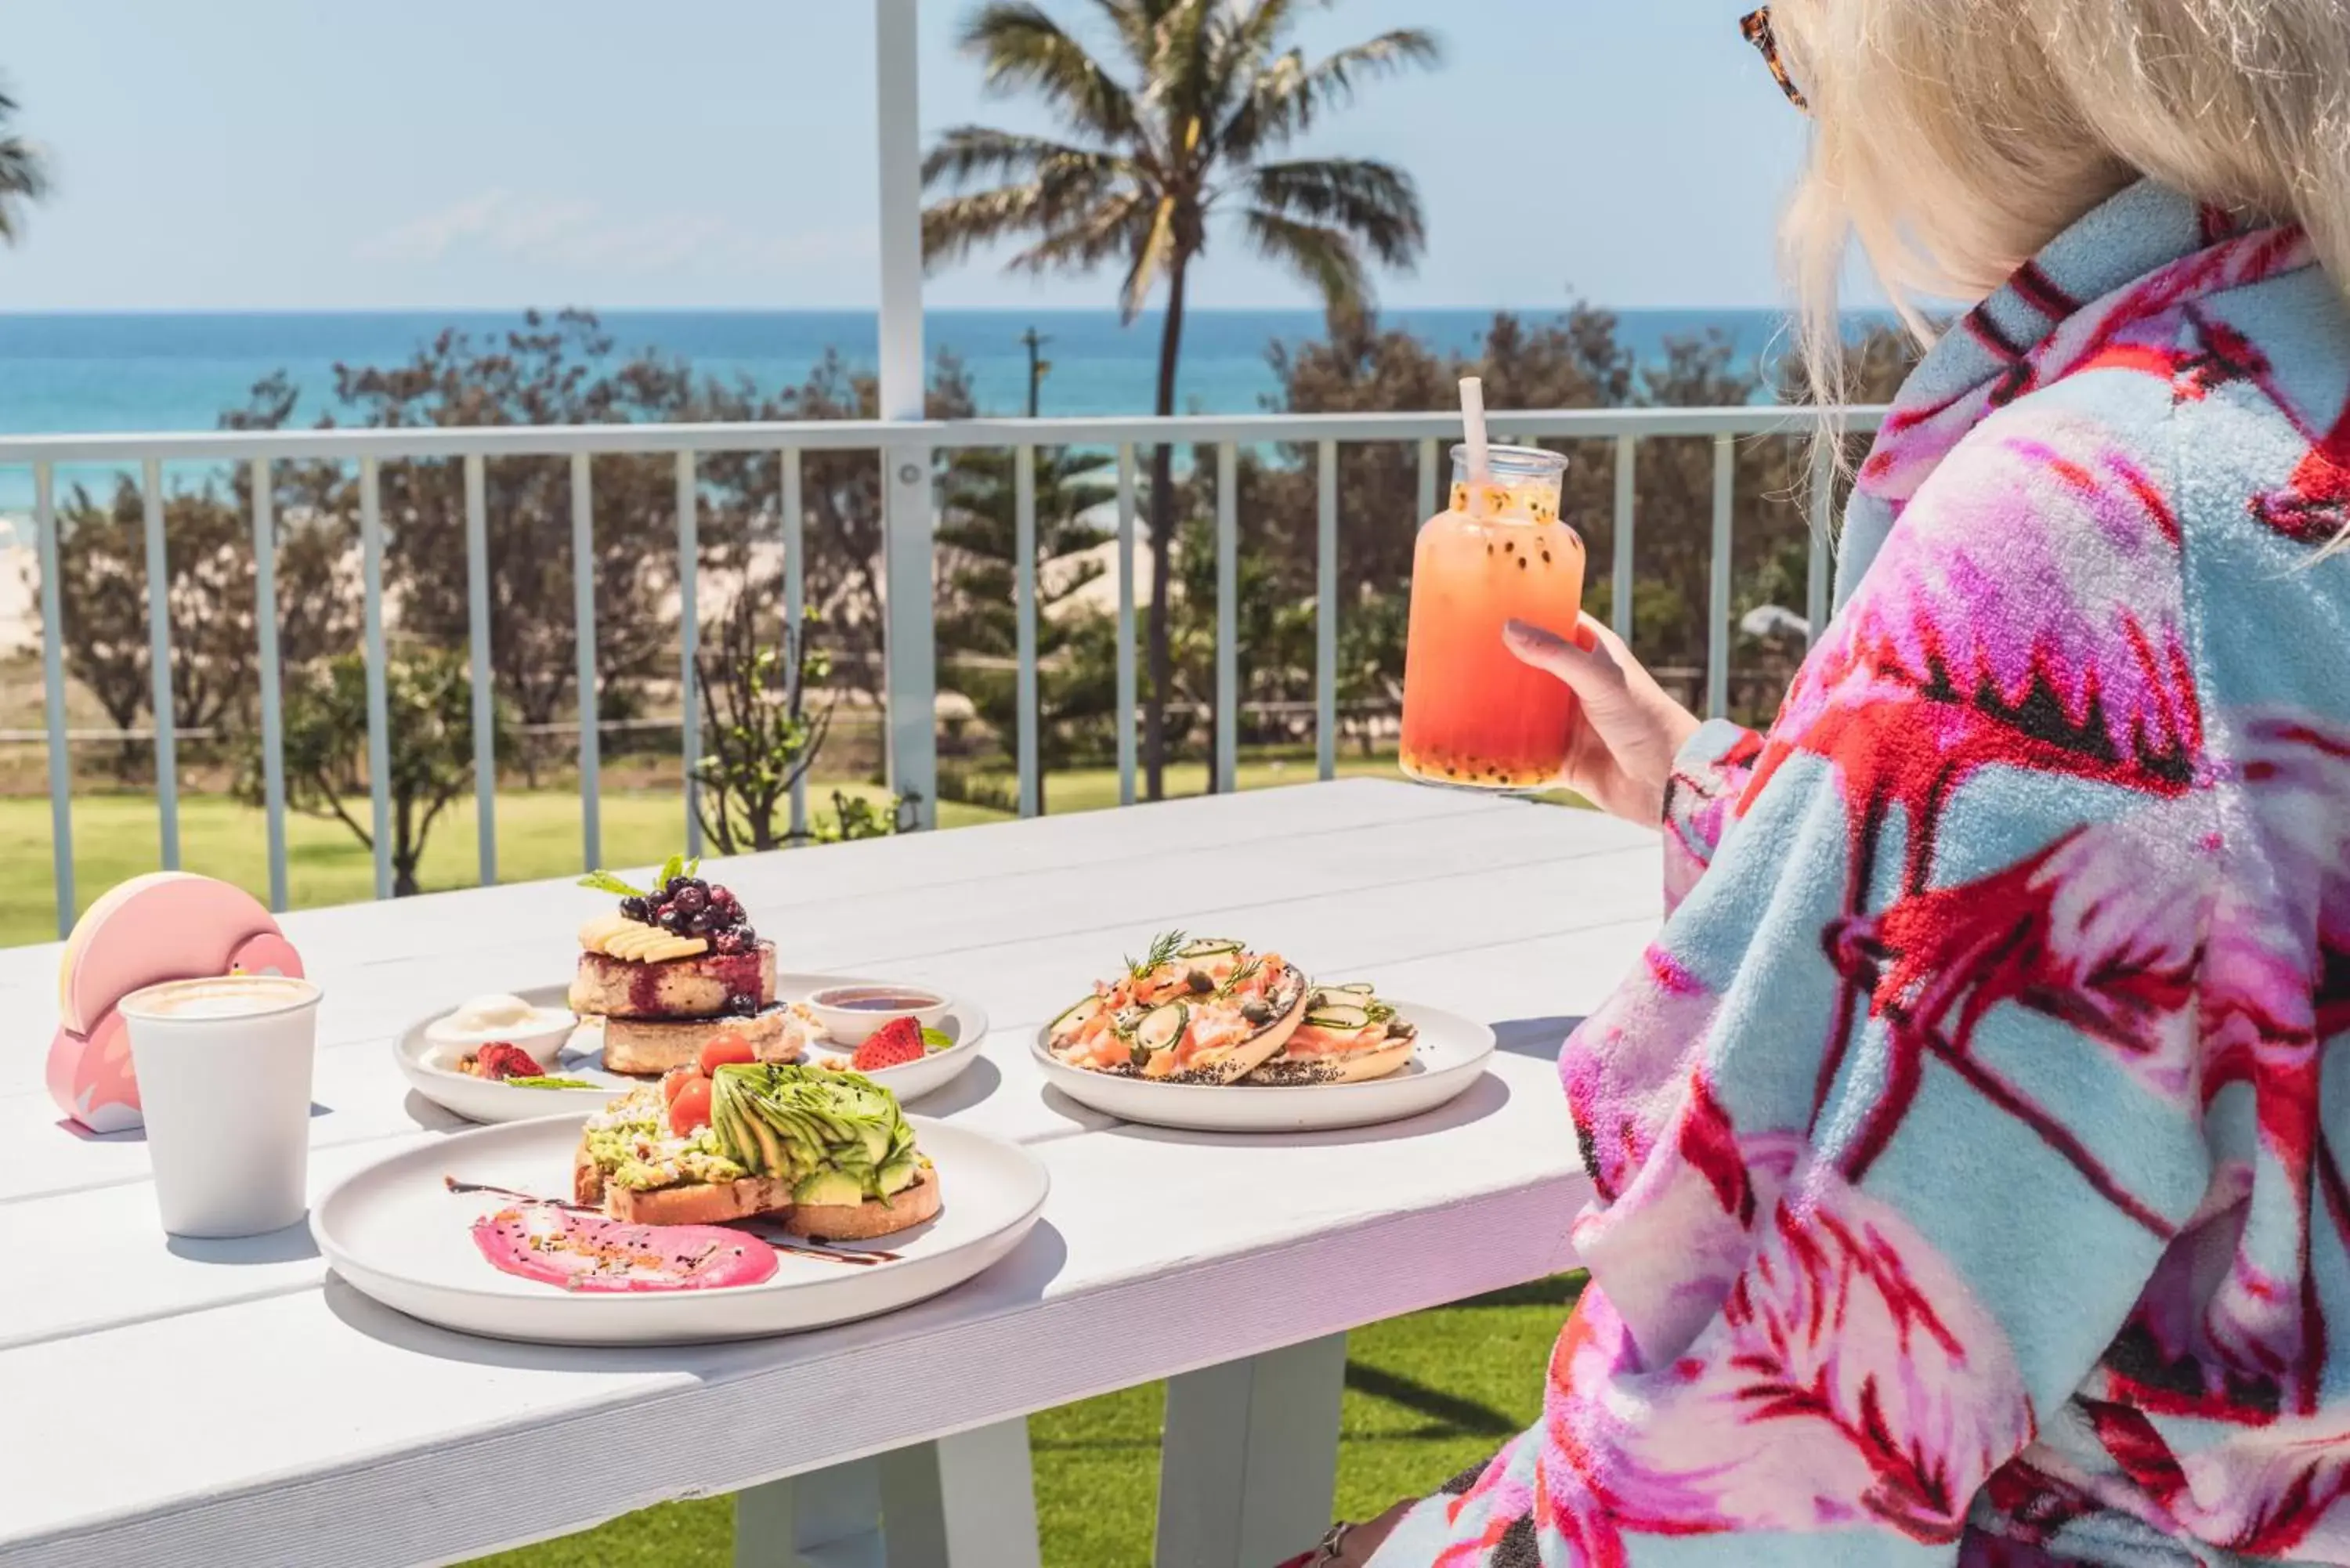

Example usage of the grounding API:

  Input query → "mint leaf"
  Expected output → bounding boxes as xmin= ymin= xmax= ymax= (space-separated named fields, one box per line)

xmin=920 ymin=1027 xmax=952 ymax=1053
xmin=657 ymin=853 xmax=686 ymax=889
xmin=505 ymin=1075 xmax=600 ymax=1090
xmin=578 ymin=869 xmax=646 ymax=897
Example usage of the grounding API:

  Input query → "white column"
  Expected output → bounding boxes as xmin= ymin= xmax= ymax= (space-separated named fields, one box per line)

xmin=877 ymin=0 xmax=937 ymax=828
xmin=729 ymin=1419 xmax=1040 ymax=1568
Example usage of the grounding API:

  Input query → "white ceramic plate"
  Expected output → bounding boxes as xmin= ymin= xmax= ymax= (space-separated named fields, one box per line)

xmin=394 ymin=976 xmax=991 ymax=1125
xmin=1031 ymin=1000 xmax=1496 ymax=1133
xmin=312 ymin=1115 xmax=1049 ymax=1345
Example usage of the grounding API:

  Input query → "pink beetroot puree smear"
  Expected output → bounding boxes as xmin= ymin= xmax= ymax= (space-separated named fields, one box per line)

xmin=471 ymin=1205 xmax=778 ymax=1292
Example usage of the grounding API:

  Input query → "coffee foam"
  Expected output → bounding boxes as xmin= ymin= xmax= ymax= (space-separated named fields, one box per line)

xmin=121 ymin=975 xmax=320 ymax=1021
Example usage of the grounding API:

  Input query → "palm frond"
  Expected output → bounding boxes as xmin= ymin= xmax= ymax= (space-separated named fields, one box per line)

xmin=1242 ymin=208 xmax=1368 ymax=313
xmin=923 ymin=126 xmax=1126 ymax=190
xmin=1001 ymin=188 xmax=1155 ymax=278
xmin=962 ymin=2 xmax=1140 ymax=141
xmin=1242 ymin=158 xmax=1424 ymax=269
xmin=0 ymin=87 xmax=49 ymax=246
xmin=1220 ymin=28 xmax=1441 ymax=157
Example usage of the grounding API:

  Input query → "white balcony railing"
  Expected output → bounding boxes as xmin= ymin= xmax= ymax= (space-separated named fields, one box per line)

xmin=2 ymin=404 xmax=1887 ymax=938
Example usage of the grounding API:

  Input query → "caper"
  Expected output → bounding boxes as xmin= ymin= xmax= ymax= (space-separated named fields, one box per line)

xmin=1186 ymin=969 xmax=1216 ymax=995
xmin=1241 ymin=999 xmax=1273 ymax=1024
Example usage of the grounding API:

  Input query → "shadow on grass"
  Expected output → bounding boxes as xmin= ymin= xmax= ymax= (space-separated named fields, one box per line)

xmin=1342 ymin=1361 xmax=1518 ymax=1438
xmin=1462 ymin=1271 xmax=1587 ymax=1310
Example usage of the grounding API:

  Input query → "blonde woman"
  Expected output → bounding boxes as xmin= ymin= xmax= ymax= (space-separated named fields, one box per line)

xmin=1303 ymin=2 xmax=2350 ymax=1565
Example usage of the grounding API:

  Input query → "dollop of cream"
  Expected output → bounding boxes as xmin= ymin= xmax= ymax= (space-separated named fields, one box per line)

xmin=426 ymin=992 xmax=574 ymax=1049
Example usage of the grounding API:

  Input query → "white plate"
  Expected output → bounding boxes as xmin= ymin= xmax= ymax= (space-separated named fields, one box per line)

xmin=394 ymin=976 xmax=992 ymax=1125
xmin=1031 ymin=1001 xmax=1496 ymax=1133
xmin=312 ymin=1115 xmax=1049 ymax=1345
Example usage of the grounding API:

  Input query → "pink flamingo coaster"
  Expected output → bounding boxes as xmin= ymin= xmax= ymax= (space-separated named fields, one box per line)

xmin=45 ymin=873 xmax=306 ymax=1133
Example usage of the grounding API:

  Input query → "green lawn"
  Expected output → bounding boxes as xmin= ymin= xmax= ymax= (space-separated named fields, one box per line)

xmin=467 ymin=1275 xmax=1582 ymax=1568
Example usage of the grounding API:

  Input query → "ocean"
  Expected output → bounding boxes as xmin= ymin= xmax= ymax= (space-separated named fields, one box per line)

xmin=0 ymin=307 xmax=1802 ymax=521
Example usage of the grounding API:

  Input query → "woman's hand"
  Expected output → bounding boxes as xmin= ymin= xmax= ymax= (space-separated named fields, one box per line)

xmin=1504 ymin=614 xmax=1701 ymax=827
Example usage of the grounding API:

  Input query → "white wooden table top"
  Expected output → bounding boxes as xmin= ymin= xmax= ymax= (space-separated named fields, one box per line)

xmin=0 ymin=780 xmax=1660 ymax=1568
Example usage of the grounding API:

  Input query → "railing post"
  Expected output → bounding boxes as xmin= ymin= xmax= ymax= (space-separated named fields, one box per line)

xmin=1014 ymin=444 xmax=1039 ymax=818
xmin=678 ymin=450 xmax=703 ymax=858
xmin=1807 ymin=435 xmax=1833 ymax=645
xmin=783 ymin=449 xmax=808 ymax=841
xmin=1115 ymin=444 xmax=1137 ymax=808
xmin=360 ymin=457 xmax=393 ymax=900
xmin=1708 ymin=434 xmax=1734 ymax=720
xmin=35 ymin=462 xmax=74 ymax=936
xmin=1612 ymin=434 xmax=1637 ymax=644
xmin=141 ymin=458 xmax=179 ymax=870
xmin=251 ymin=458 xmax=288 ymax=913
xmin=876 ymin=0 xmax=937 ymax=830
xmin=1315 ymin=439 xmax=1337 ymax=781
xmin=1215 ymin=441 xmax=1238 ymax=795
xmin=465 ymin=454 xmax=497 ymax=887
xmin=573 ymin=451 xmax=602 ymax=870
xmin=1416 ymin=437 xmax=1437 ymax=527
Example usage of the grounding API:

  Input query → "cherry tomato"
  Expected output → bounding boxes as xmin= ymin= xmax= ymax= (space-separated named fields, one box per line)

xmin=698 ymin=1035 xmax=759 ymax=1077
xmin=660 ymin=1067 xmax=699 ymax=1106
xmin=668 ymin=1075 xmax=714 ymax=1136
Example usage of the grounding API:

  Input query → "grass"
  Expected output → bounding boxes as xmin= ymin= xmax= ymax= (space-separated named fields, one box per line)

xmin=0 ymin=750 xmax=1419 ymax=948
xmin=465 ymin=1275 xmax=1583 ymax=1568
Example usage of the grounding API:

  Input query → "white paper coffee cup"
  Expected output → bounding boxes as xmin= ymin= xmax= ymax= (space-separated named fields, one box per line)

xmin=118 ymin=974 xmax=323 ymax=1238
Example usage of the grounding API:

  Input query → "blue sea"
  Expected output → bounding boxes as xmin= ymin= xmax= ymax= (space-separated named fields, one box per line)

xmin=0 ymin=307 xmax=1802 ymax=522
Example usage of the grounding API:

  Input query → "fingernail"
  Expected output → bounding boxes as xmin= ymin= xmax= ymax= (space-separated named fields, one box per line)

xmin=1504 ymin=618 xmax=1566 ymax=651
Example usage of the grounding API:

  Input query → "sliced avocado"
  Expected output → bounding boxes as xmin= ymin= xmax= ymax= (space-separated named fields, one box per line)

xmin=877 ymin=1152 xmax=920 ymax=1197
xmin=1134 ymin=1000 xmax=1188 ymax=1053
xmin=1305 ymin=1003 xmax=1372 ymax=1031
xmin=794 ymin=1167 xmax=866 ymax=1207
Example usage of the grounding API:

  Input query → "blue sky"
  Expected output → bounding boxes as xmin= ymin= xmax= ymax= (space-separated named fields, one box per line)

xmin=0 ymin=1 xmax=1812 ymax=313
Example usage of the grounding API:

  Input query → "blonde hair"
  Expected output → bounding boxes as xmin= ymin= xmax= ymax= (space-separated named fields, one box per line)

xmin=1776 ymin=0 xmax=2350 ymax=414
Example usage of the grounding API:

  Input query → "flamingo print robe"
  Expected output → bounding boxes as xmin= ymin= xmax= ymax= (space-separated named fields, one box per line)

xmin=1371 ymin=180 xmax=2350 ymax=1566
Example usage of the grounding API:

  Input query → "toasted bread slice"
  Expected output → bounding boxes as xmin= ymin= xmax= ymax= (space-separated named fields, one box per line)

xmin=781 ymin=1167 xmax=942 ymax=1241
xmin=1141 ymin=970 xmax=1312 ymax=1086
xmin=573 ymin=1149 xmax=795 ymax=1226
xmin=1245 ymin=1036 xmax=1415 ymax=1086
xmin=599 ymin=1004 xmax=804 ymax=1077
xmin=569 ymin=941 xmax=778 ymax=1021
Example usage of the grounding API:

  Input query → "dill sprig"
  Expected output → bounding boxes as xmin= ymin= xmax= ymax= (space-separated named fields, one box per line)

xmin=1126 ymin=930 xmax=1187 ymax=980
xmin=1365 ymin=999 xmax=1397 ymax=1024
xmin=1215 ymin=954 xmax=1267 ymax=998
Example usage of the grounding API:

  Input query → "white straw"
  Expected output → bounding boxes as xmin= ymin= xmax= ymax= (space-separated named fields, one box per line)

xmin=1458 ymin=376 xmax=1491 ymax=503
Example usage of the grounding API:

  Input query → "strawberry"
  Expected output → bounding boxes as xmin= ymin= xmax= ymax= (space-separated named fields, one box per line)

xmin=851 ymin=1016 xmax=926 ymax=1072
xmin=472 ymin=1042 xmax=544 ymax=1081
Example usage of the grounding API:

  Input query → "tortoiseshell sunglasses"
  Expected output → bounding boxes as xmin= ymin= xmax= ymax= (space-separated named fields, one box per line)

xmin=1741 ymin=7 xmax=1809 ymax=112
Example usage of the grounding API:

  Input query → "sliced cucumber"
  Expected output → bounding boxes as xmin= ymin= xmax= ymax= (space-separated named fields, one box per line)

xmin=1050 ymin=995 xmax=1103 ymax=1037
xmin=1177 ymin=938 xmax=1243 ymax=959
xmin=1133 ymin=1000 xmax=1190 ymax=1054
xmin=1326 ymin=982 xmax=1376 ymax=996
xmin=1304 ymin=1003 xmax=1372 ymax=1031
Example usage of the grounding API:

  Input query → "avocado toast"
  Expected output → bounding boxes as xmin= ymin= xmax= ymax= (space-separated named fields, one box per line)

xmin=1244 ymin=984 xmax=1419 ymax=1085
xmin=574 ymin=1064 xmax=940 ymax=1239
xmin=1045 ymin=934 xmax=1311 ymax=1084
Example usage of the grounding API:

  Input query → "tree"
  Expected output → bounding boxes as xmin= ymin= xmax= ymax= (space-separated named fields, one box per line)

xmin=923 ymin=0 xmax=1440 ymax=801
xmin=692 ymin=594 xmax=834 ymax=855
xmin=38 ymin=380 xmax=360 ymax=778
xmin=264 ymin=650 xmax=503 ymax=897
xmin=935 ymin=444 xmax=1114 ymax=812
xmin=0 ymin=84 xmax=49 ymax=244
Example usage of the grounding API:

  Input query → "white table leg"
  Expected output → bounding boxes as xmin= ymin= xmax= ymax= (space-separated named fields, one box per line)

xmin=1155 ymin=1334 xmax=1347 ymax=1568
xmin=731 ymin=1419 xmax=1040 ymax=1568
xmin=880 ymin=1418 xmax=1043 ymax=1568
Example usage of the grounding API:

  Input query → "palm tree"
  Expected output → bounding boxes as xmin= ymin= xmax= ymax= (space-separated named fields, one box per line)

xmin=924 ymin=0 xmax=1437 ymax=800
xmin=0 ymin=87 xmax=49 ymax=244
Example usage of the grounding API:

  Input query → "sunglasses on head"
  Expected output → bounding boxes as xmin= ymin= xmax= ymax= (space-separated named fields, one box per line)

xmin=1741 ymin=7 xmax=1810 ymax=112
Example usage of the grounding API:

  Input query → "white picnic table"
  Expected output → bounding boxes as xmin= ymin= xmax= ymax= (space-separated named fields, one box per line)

xmin=0 ymin=779 xmax=1660 ymax=1568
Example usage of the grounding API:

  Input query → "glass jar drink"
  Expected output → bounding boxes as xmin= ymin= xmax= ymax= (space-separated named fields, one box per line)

xmin=1399 ymin=444 xmax=1586 ymax=790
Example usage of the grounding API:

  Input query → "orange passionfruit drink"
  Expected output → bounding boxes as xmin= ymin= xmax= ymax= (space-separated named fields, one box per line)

xmin=1399 ymin=443 xmax=1586 ymax=791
